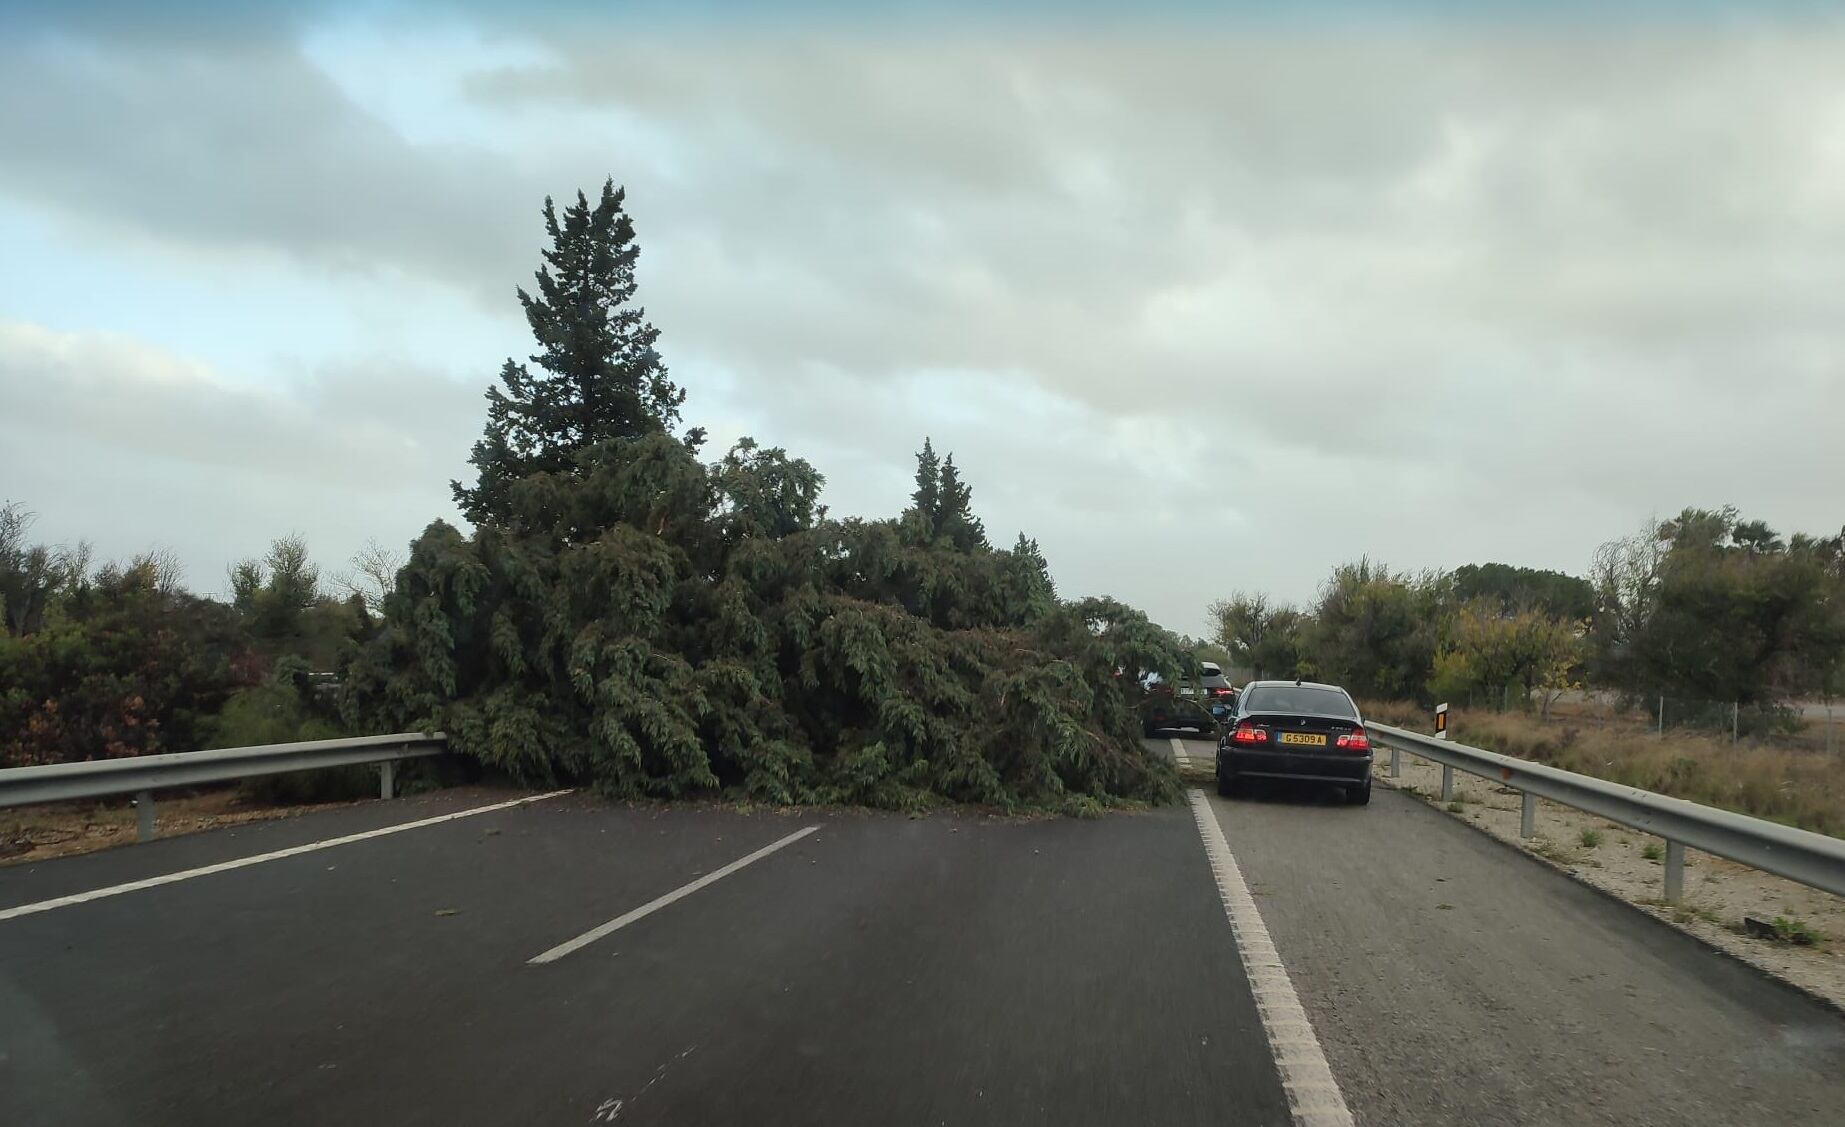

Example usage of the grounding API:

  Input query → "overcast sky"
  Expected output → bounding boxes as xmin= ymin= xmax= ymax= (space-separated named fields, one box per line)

xmin=3 ymin=2 xmax=1843 ymax=636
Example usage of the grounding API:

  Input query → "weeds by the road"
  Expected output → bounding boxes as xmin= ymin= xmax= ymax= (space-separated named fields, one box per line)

xmin=1641 ymin=898 xmax=1726 ymax=928
xmin=1361 ymin=700 xmax=1845 ymax=838
xmin=1580 ymin=829 xmax=1603 ymax=848
xmin=1445 ymin=800 xmax=1465 ymax=813
xmin=1642 ymin=841 xmax=1664 ymax=862
xmin=1770 ymin=916 xmax=1821 ymax=946
xmin=1530 ymin=837 xmax=1578 ymax=866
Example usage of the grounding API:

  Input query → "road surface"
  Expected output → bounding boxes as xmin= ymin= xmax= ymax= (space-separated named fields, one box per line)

xmin=2 ymin=742 xmax=1842 ymax=1126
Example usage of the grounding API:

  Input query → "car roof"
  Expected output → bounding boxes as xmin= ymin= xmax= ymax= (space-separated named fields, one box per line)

xmin=1242 ymin=679 xmax=1348 ymax=693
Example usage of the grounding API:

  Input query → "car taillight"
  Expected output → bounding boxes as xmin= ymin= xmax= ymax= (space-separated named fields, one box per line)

xmin=1231 ymin=724 xmax=1268 ymax=745
xmin=1337 ymin=728 xmax=1370 ymax=752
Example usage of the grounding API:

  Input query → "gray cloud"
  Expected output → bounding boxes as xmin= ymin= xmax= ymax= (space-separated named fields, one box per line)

xmin=0 ymin=31 xmax=541 ymax=304
xmin=3 ymin=10 xmax=1844 ymax=631
xmin=0 ymin=322 xmax=478 ymax=595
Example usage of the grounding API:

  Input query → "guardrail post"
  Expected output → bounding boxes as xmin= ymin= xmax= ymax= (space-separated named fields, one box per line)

xmin=1389 ymin=745 xmax=1401 ymax=778
xmin=379 ymin=760 xmax=395 ymax=800
xmin=1440 ymin=765 xmax=1454 ymax=803
xmin=135 ymin=790 xmax=155 ymax=843
xmin=1520 ymin=791 xmax=1536 ymax=840
xmin=1664 ymin=840 xmax=1686 ymax=903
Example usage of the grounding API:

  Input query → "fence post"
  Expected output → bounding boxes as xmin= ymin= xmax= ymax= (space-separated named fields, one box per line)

xmin=1664 ymin=840 xmax=1686 ymax=904
xmin=1389 ymin=744 xmax=1401 ymax=778
xmin=1440 ymin=765 xmax=1455 ymax=803
xmin=1732 ymin=701 xmax=1739 ymax=745
xmin=1657 ymin=696 xmax=1665 ymax=736
xmin=135 ymin=790 xmax=156 ymax=843
xmin=1520 ymin=791 xmax=1536 ymax=840
xmin=379 ymin=760 xmax=395 ymax=800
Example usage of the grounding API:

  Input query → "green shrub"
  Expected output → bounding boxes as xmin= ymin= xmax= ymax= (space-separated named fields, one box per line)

xmin=1771 ymin=916 xmax=1820 ymax=946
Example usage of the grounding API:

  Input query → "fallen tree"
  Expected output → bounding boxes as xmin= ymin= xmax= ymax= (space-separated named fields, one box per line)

xmin=345 ymin=181 xmax=1183 ymax=811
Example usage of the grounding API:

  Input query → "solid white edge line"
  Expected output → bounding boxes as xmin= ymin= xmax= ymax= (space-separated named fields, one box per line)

xmin=1189 ymin=789 xmax=1355 ymax=1127
xmin=529 ymin=823 xmax=822 ymax=965
xmin=0 ymin=789 xmax=575 ymax=923
xmin=1169 ymin=736 xmax=1186 ymax=763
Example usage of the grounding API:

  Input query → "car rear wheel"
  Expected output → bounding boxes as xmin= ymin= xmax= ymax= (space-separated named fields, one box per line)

xmin=1216 ymin=771 xmax=1239 ymax=798
xmin=1346 ymin=779 xmax=1372 ymax=806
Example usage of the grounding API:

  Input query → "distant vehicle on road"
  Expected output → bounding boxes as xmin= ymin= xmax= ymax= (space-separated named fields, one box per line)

xmin=1199 ymin=662 xmax=1235 ymax=699
xmin=1141 ymin=692 xmax=1218 ymax=738
xmin=1216 ymin=680 xmax=1373 ymax=805
xmin=1140 ymin=662 xmax=1235 ymax=700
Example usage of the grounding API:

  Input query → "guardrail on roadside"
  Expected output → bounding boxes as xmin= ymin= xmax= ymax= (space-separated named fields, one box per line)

xmin=0 ymin=733 xmax=447 ymax=843
xmin=1368 ymin=722 xmax=1845 ymax=903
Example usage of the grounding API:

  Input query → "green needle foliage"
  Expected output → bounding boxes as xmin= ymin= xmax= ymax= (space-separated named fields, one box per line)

xmin=349 ymin=180 xmax=1184 ymax=811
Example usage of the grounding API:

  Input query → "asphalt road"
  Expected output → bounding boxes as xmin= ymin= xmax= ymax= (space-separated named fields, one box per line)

xmin=4 ymin=743 xmax=1844 ymax=1126
xmin=0 ymin=784 xmax=1287 ymax=1126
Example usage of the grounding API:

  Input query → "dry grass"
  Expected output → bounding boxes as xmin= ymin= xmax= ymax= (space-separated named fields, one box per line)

xmin=2 ymin=789 xmax=367 ymax=865
xmin=1360 ymin=700 xmax=1845 ymax=839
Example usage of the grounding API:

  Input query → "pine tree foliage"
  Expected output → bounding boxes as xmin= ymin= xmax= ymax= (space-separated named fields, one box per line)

xmin=453 ymin=181 xmax=691 ymax=528
xmin=352 ymin=183 xmax=1184 ymax=812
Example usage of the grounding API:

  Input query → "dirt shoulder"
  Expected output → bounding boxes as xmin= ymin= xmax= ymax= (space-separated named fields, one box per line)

xmin=2 ymin=789 xmax=375 ymax=866
xmin=1376 ymin=748 xmax=1845 ymax=1012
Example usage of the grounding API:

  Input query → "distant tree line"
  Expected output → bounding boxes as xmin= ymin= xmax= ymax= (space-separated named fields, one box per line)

xmin=1210 ymin=514 xmax=1845 ymax=728
xmin=0 ymin=506 xmax=400 ymax=769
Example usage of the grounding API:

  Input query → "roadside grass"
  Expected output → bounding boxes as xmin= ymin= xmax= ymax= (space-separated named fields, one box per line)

xmin=1770 ymin=916 xmax=1822 ymax=946
xmin=1445 ymin=800 xmax=1465 ymax=813
xmin=1530 ymin=837 xmax=1578 ymax=866
xmin=1579 ymin=828 xmax=1603 ymax=848
xmin=1359 ymin=699 xmax=1845 ymax=838
xmin=1639 ymin=897 xmax=1727 ymax=928
xmin=1642 ymin=841 xmax=1664 ymax=862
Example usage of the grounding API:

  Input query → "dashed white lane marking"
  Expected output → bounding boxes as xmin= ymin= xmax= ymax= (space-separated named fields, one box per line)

xmin=1189 ymin=790 xmax=1354 ymax=1127
xmin=0 ymin=790 xmax=575 ymax=923
xmin=529 ymin=824 xmax=822 ymax=965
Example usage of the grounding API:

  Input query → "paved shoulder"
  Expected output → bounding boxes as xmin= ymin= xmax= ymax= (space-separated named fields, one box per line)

xmin=1206 ymin=783 xmax=1845 ymax=1126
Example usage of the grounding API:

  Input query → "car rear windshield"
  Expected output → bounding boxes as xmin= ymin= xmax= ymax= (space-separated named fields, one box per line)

xmin=1241 ymin=685 xmax=1357 ymax=718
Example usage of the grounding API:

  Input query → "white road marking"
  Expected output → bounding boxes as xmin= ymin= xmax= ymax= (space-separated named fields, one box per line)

xmin=1189 ymin=790 xmax=1354 ymax=1127
xmin=0 ymin=790 xmax=574 ymax=923
xmin=1169 ymin=736 xmax=1186 ymax=761
xmin=530 ymin=824 xmax=822 ymax=965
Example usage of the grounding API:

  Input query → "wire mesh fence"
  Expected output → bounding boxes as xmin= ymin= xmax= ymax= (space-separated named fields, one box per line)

xmin=1511 ymin=690 xmax=1841 ymax=753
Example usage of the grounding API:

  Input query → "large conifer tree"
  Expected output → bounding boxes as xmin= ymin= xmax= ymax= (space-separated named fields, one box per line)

xmin=453 ymin=180 xmax=689 ymax=527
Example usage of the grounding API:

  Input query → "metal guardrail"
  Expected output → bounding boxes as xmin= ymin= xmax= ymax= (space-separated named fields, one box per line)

xmin=0 ymin=733 xmax=447 ymax=843
xmin=1369 ymin=722 xmax=1845 ymax=902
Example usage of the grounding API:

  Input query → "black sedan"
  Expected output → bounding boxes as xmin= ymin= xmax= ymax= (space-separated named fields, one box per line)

xmin=1215 ymin=680 xmax=1373 ymax=805
xmin=1141 ymin=692 xmax=1219 ymax=739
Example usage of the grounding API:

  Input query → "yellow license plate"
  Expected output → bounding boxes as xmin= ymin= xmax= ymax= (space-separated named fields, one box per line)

xmin=1279 ymin=732 xmax=1327 ymax=747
